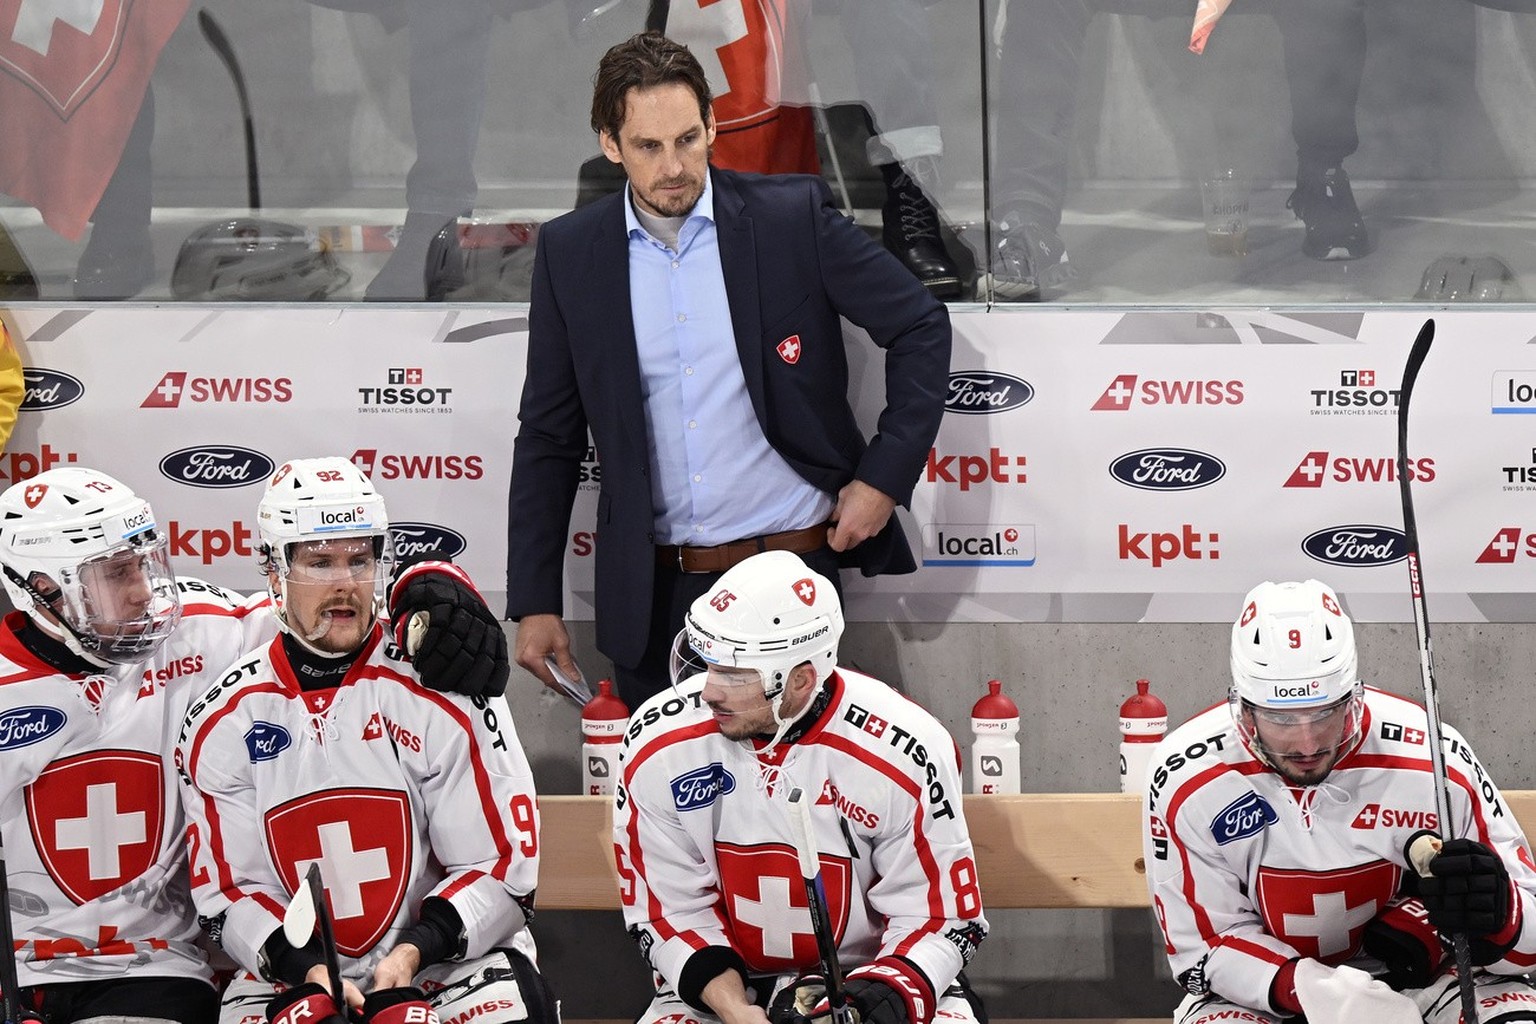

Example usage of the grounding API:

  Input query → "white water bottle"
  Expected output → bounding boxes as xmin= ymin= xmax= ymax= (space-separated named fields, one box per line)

xmin=970 ymin=679 xmax=1020 ymax=794
xmin=581 ymin=679 xmax=629 ymax=796
xmin=1119 ymin=678 xmax=1167 ymax=794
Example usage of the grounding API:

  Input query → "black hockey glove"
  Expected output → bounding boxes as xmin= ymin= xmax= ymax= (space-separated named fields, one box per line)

xmin=1361 ymin=899 xmax=1443 ymax=989
xmin=387 ymin=557 xmax=509 ymax=698
xmin=769 ymin=974 xmax=917 ymax=1024
xmin=360 ymin=987 xmax=434 ymax=1024
xmin=268 ymin=983 xmax=349 ymax=1024
xmin=1417 ymin=836 xmax=1513 ymax=938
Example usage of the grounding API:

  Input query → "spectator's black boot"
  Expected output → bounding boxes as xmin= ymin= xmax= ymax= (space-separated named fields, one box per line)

xmin=1287 ymin=163 xmax=1371 ymax=261
xmin=880 ymin=160 xmax=961 ymax=300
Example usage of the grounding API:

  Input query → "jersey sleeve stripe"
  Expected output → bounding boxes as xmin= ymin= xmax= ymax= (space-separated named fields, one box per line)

xmin=439 ymin=869 xmax=487 ymax=901
xmin=1221 ymin=935 xmax=1292 ymax=966
xmin=1164 ymin=761 xmax=1234 ymax=945
xmin=622 ymin=800 xmax=708 ymax=953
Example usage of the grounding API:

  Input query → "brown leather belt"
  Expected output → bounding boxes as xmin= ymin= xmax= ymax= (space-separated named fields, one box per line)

xmin=656 ymin=522 xmax=830 ymax=574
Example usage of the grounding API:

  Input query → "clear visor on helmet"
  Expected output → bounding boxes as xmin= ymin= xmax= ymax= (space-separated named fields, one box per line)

xmin=667 ymin=626 xmax=771 ymax=692
xmin=48 ymin=531 xmax=182 ymax=664
xmin=1230 ymin=685 xmax=1364 ymax=761
xmin=278 ymin=533 xmax=392 ymax=593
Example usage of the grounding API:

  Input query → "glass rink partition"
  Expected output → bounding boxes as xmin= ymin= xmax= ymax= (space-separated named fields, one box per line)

xmin=1 ymin=0 xmax=1535 ymax=305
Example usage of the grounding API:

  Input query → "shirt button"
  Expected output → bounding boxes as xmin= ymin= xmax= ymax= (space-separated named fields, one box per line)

xmin=672 ymin=260 xmax=680 ymax=270
xmin=676 ymin=313 xmax=686 ymax=323
xmin=688 ymin=420 xmax=697 ymax=429
xmin=693 ymin=474 xmax=702 ymax=483
xmin=684 ymin=367 xmax=694 ymax=376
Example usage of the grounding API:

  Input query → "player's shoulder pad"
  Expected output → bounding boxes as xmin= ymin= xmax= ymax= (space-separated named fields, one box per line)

xmin=174 ymin=576 xmax=247 ymax=612
xmin=1145 ymin=708 xmax=1243 ymax=816
xmin=179 ymin=648 xmax=272 ymax=746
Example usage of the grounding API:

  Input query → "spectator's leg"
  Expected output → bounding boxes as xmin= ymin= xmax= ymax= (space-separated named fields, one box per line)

xmin=74 ymin=88 xmax=155 ymax=300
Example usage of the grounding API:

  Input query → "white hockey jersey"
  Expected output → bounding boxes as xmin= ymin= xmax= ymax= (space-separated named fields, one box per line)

xmin=614 ymin=669 xmax=986 ymax=1020
xmin=1145 ymin=686 xmax=1536 ymax=1010
xmin=0 ymin=578 xmax=269 ymax=988
xmin=176 ymin=623 xmax=539 ymax=984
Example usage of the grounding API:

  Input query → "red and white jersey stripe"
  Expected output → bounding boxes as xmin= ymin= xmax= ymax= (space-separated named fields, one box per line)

xmin=176 ymin=622 xmax=539 ymax=983
xmin=614 ymin=669 xmax=986 ymax=1017
xmin=1145 ymin=686 xmax=1536 ymax=1009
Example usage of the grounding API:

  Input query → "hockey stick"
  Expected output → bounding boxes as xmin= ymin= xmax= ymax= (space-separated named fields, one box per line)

xmin=786 ymin=788 xmax=856 ymax=1024
xmin=0 ymin=831 xmax=29 ymax=1024
xmin=198 ymin=9 xmax=261 ymax=212
xmin=284 ymin=863 xmax=349 ymax=1015
xmin=1396 ymin=318 xmax=1479 ymax=1024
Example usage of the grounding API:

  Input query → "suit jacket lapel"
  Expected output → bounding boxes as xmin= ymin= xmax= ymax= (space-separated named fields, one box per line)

xmin=712 ymin=169 xmax=767 ymax=421
xmin=589 ymin=193 xmax=649 ymax=450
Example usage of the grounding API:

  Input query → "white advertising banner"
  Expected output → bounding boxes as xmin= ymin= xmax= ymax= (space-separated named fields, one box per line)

xmin=2 ymin=305 xmax=1531 ymax=624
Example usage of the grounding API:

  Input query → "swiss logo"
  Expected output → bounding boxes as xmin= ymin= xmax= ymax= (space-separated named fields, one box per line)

xmin=26 ymin=749 xmax=163 ymax=904
xmin=0 ymin=1 xmax=127 ymax=118
xmin=777 ymin=335 xmax=802 ymax=365
xmin=715 ymin=842 xmax=851 ymax=972
xmin=264 ymin=789 xmax=412 ymax=957
xmin=22 ymin=483 xmax=46 ymax=509
xmin=792 ymin=578 xmax=815 ymax=606
xmin=1477 ymin=527 xmax=1530 ymax=564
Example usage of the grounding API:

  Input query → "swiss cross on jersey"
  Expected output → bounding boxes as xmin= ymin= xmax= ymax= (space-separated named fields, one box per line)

xmin=26 ymin=749 xmax=164 ymax=904
xmin=716 ymin=841 xmax=851 ymax=972
xmin=264 ymin=788 xmax=413 ymax=956
xmin=670 ymin=0 xmax=793 ymax=132
xmin=0 ymin=0 xmax=128 ymax=118
xmin=1254 ymin=861 xmax=1400 ymax=961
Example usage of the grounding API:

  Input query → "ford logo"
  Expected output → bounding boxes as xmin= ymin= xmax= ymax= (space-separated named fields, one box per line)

xmin=1210 ymin=792 xmax=1277 ymax=845
xmin=1302 ymin=524 xmax=1408 ymax=567
xmin=670 ymin=763 xmax=736 ymax=811
xmin=391 ymin=522 xmax=467 ymax=560
xmin=944 ymin=371 xmax=1034 ymax=415
xmin=159 ymin=446 xmax=275 ymax=489
xmin=20 ymin=369 xmax=84 ymax=411
xmin=1108 ymin=448 xmax=1226 ymax=491
xmin=0 ymin=706 xmax=67 ymax=749
xmin=244 ymin=722 xmax=291 ymax=763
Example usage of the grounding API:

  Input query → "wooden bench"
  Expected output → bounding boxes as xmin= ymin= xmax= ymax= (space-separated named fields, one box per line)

xmin=545 ymin=791 xmax=1536 ymax=1023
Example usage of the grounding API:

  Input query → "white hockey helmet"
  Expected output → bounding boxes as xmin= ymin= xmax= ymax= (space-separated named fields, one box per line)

xmin=255 ymin=457 xmax=392 ymax=638
xmin=670 ymin=550 xmax=843 ymax=742
xmin=0 ymin=468 xmax=181 ymax=665
xmin=1229 ymin=579 xmax=1363 ymax=759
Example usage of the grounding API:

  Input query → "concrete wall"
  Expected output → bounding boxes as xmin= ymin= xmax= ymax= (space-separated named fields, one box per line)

xmin=520 ymin=618 xmax=1536 ymax=1020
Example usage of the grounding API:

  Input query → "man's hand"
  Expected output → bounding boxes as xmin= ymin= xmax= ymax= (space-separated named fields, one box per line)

xmin=1419 ymin=836 xmax=1513 ymax=937
xmin=768 ymin=976 xmax=909 ymax=1024
xmin=827 ymin=480 xmax=896 ymax=553
xmin=371 ymin=943 xmax=422 ymax=992
xmin=304 ymin=964 xmax=364 ymax=1011
xmin=515 ymin=613 xmax=577 ymax=691
xmin=388 ymin=560 xmax=509 ymax=698
xmin=701 ymin=968 xmax=771 ymax=1024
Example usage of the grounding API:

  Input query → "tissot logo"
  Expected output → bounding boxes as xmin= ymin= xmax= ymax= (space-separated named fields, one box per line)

xmin=390 ymin=522 xmax=467 ymax=560
xmin=1301 ymin=525 xmax=1407 ymax=567
xmin=19 ymin=369 xmax=84 ymax=410
xmin=1091 ymin=375 xmax=1243 ymax=411
xmin=140 ymin=373 xmax=293 ymax=408
xmin=1283 ymin=451 xmax=1435 ymax=488
xmin=357 ymin=367 xmax=453 ymax=411
xmin=945 ymin=371 xmax=1034 ymax=415
xmin=1309 ymin=369 xmax=1400 ymax=415
xmin=1501 ymin=447 xmax=1536 ymax=490
xmin=160 ymin=446 xmax=275 ymax=489
xmin=1108 ymin=448 xmax=1225 ymax=491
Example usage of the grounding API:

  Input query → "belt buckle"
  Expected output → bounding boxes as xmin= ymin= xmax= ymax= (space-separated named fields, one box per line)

xmin=677 ymin=545 xmax=689 ymax=573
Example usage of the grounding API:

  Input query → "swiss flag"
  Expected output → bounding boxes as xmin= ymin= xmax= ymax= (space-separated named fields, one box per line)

xmin=0 ymin=1 xmax=191 ymax=239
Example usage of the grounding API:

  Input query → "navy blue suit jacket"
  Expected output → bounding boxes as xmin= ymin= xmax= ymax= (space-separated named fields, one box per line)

xmin=506 ymin=167 xmax=951 ymax=669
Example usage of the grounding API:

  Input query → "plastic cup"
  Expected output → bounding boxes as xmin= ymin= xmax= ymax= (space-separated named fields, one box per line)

xmin=1200 ymin=170 xmax=1250 ymax=257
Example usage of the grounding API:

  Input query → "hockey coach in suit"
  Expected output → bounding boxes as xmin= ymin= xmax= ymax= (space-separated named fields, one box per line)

xmin=506 ymin=31 xmax=951 ymax=708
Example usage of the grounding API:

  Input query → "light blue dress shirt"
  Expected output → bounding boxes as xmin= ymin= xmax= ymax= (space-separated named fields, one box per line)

xmin=624 ymin=177 xmax=834 ymax=547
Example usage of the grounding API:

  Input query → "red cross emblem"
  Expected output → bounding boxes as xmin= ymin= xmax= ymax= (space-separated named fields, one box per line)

xmin=27 ymin=749 xmax=164 ymax=905
xmin=1239 ymin=601 xmax=1256 ymax=626
xmin=1255 ymin=861 xmax=1399 ymax=962
xmin=715 ymin=841 xmax=851 ymax=972
xmin=265 ymin=788 xmax=413 ymax=957
xmin=792 ymin=578 xmax=815 ymax=606
xmin=0 ymin=0 xmax=129 ymax=119
xmin=23 ymin=483 xmax=46 ymax=508
xmin=777 ymin=335 xmax=802 ymax=365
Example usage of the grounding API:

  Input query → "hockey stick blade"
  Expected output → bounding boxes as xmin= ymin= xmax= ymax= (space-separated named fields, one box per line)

xmin=1396 ymin=318 xmax=1478 ymax=1024
xmin=282 ymin=867 xmax=318 ymax=947
xmin=198 ymin=9 xmax=261 ymax=211
xmin=786 ymin=788 xmax=856 ymax=1024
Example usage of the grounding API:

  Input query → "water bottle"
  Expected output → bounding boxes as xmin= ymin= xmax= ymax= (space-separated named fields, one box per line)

xmin=581 ymin=679 xmax=629 ymax=795
xmin=1119 ymin=678 xmax=1167 ymax=794
xmin=970 ymin=679 xmax=1020 ymax=794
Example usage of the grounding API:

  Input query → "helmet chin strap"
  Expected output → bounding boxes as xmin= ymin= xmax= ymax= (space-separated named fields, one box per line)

xmin=760 ymin=665 xmax=821 ymax=749
xmin=2 ymin=564 xmax=112 ymax=669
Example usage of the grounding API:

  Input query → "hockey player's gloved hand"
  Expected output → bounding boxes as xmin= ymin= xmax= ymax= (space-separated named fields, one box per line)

xmin=269 ymin=983 xmax=350 ymax=1024
xmin=388 ymin=558 xmax=509 ymax=698
xmin=769 ymin=973 xmax=847 ymax=1024
xmin=1362 ymin=899 xmax=1443 ymax=989
xmin=1291 ymin=960 xmax=1419 ymax=1024
xmin=1417 ymin=836 xmax=1513 ymax=937
xmin=360 ymin=987 xmax=436 ymax=1024
xmin=770 ymin=960 xmax=931 ymax=1024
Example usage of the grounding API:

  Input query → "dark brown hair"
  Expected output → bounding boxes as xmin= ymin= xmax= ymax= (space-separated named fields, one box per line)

xmin=590 ymin=32 xmax=713 ymax=140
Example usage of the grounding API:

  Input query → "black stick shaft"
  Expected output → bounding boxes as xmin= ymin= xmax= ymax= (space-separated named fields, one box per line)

xmin=788 ymin=789 xmax=855 ymax=1024
xmin=0 ymin=834 xmax=25 ymax=1024
xmin=1397 ymin=318 xmax=1478 ymax=1024
xmin=198 ymin=9 xmax=261 ymax=211
xmin=305 ymin=864 xmax=348 ymax=1016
